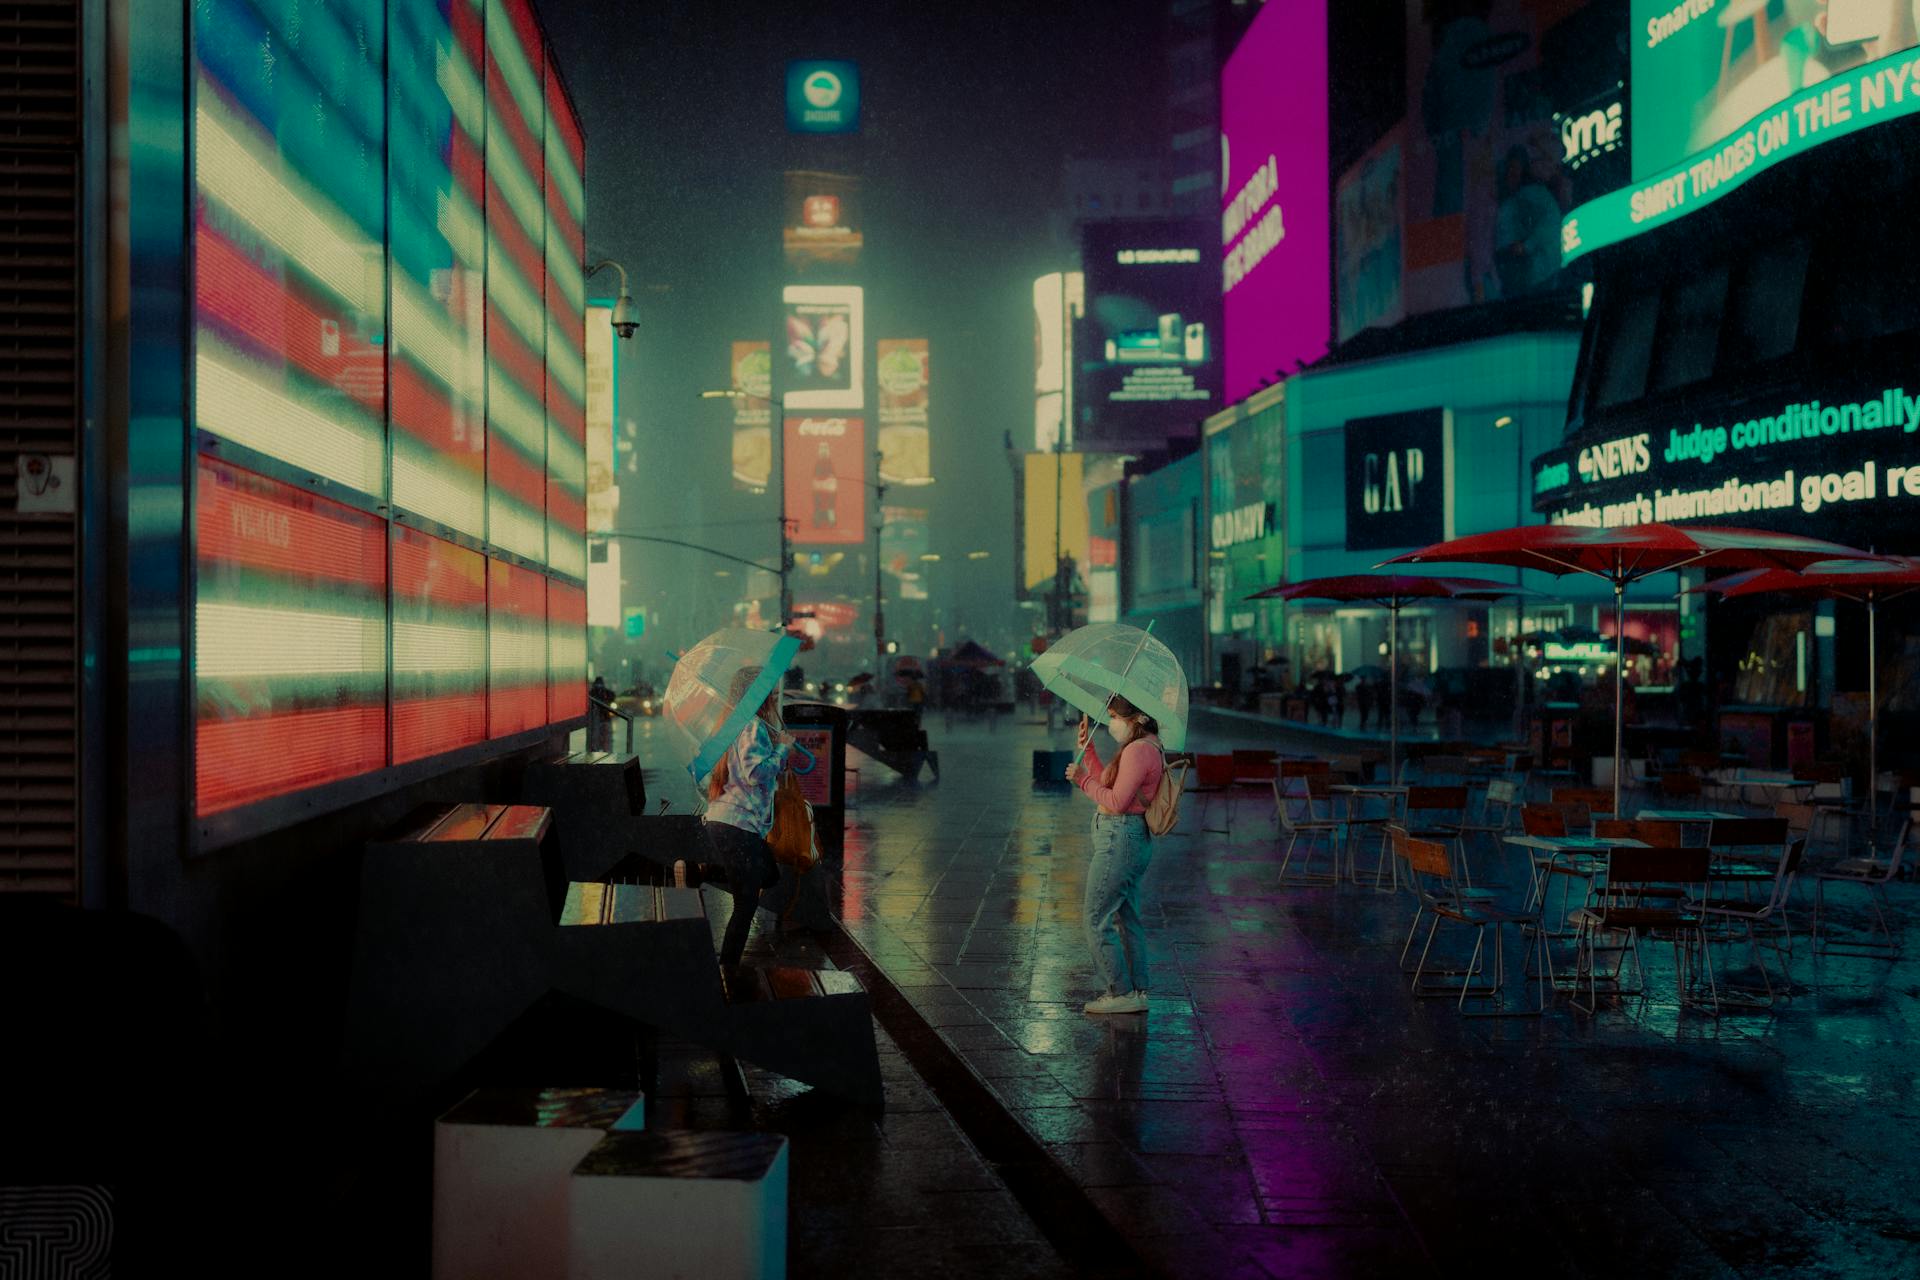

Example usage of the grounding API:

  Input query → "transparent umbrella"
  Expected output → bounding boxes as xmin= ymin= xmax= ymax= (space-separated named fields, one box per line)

xmin=662 ymin=627 xmax=803 ymax=782
xmin=1030 ymin=622 xmax=1189 ymax=750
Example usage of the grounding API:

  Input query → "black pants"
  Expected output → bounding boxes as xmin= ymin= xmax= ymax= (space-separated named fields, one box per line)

xmin=701 ymin=820 xmax=776 ymax=971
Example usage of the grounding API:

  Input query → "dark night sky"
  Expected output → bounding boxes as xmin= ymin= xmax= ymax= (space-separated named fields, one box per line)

xmin=539 ymin=0 xmax=1405 ymax=663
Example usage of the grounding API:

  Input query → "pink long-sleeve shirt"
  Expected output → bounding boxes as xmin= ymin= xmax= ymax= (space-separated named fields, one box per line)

xmin=1079 ymin=737 xmax=1165 ymax=814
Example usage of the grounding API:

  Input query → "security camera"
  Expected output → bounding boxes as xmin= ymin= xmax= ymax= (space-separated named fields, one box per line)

xmin=611 ymin=293 xmax=639 ymax=340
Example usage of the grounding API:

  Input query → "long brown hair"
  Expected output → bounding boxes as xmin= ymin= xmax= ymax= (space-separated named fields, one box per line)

xmin=1100 ymin=695 xmax=1160 ymax=788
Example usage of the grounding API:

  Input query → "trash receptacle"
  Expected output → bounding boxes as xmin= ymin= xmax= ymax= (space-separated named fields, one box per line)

xmin=782 ymin=699 xmax=848 ymax=860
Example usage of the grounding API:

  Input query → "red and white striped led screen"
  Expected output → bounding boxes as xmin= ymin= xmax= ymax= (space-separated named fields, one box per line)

xmin=190 ymin=0 xmax=588 ymax=832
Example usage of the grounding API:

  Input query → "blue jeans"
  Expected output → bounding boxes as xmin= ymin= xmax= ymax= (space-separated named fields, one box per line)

xmin=1085 ymin=813 xmax=1153 ymax=996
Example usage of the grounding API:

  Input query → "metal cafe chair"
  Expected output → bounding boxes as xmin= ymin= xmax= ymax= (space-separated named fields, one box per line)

xmin=1274 ymin=772 xmax=1342 ymax=887
xmin=1187 ymin=753 xmax=1237 ymax=834
xmin=1810 ymin=817 xmax=1912 ymax=958
xmin=1552 ymin=786 xmax=1618 ymax=823
xmin=1695 ymin=838 xmax=1805 ymax=1007
xmin=1373 ymin=785 xmax=1470 ymax=891
xmin=1275 ymin=758 xmax=1332 ymax=816
xmin=1388 ymin=824 xmax=1501 ymax=974
xmin=1569 ymin=847 xmax=1717 ymax=1017
xmin=1402 ymin=834 xmax=1549 ymax=1016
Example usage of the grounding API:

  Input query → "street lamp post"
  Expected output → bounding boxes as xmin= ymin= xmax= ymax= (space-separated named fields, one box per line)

xmin=699 ymin=388 xmax=791 ymax=627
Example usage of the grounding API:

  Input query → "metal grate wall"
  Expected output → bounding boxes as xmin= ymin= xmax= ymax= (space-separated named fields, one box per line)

xmin=0 ymin=1 xmax=81 ymax=896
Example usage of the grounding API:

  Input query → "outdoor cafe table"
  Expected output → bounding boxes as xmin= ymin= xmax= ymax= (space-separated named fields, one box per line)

xmin=1329 ymin=783 xmax=1408 ymax=884
xmin=1504 ymin=833 xmax=1649 ymax=924
xmin=1708 ymin=771 xmax=1815 ymax=808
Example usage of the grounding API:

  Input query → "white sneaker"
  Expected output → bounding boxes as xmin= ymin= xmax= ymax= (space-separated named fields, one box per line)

xmin=1083 ymin=990 xmax=1148 ymax=1015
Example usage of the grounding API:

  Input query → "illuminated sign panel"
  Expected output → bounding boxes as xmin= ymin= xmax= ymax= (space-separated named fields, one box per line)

xmin=190 ymin=0 xmax=588 ymax=837
xmin=784 ymin=170 xmax=862 ymax=272
xmin=784 ymin=416 xmax=867 ymax=546
xmin=1535 ymin=380 xmax=1920 ymax=533
xmin=1563 ymin=2 xmax=1920 ymax=261
xmin=1343 ymin=409 xmax=1451 ymax=551
xmin=1221 ymin=0 xmax=1330 ymax=401
xmin=1076 ymin=220 xmax=1219 ymax=448
xmin=876 ymin=339 xmax=931 ymax=486
xmin=782 ymin=285 xmax=864 ymax=411
xmin=392 ymin=525 xmax=488 ymax=765
xmin=549 ymin=579 xmax=587 ymax=721
xmin=730 ymin=340 xmax=773 ymax=489
xmin=389 ymin=0 xmax=486 ymax=536
xmin=1032 ymin=271 xmax=1082 ymax=451
xmin=1022 ymin=452 xmax=1090 ymax=594
xmin=490 ymin=557 xmax=548 ymax=736
xmin=584 ymin=303 xmax=617 ymax=533
xmin=545 ymin=48 xmax=588 ymax=579
xmin=194 ymin=458 xmax=388 ymax=816
xmin=193 ymin=0 xmax=388 ymax=496
xmin=786 ymin=60 xmax=861 ymax=134
xmin=486 ymin=0 xmax=549 ymax=563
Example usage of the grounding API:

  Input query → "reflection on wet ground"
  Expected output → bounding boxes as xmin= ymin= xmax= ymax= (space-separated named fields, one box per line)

xmin=818 ymin=711 xmax=1920 ymax=1279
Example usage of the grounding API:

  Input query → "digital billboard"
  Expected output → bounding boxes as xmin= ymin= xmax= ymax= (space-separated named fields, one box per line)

xmin=1220 ymin=0 xmax=1330 ymax=402
xmin=784 ymin=416 xmax=867 ymax=546
xmin=1075 ymin=221 xmax=1219 ymax=450
xmin=880 ymin=505 xmax=931 ymax=601
xmin=1335 ymin=126 xmax=1405 ymax=343
xmin=1533 ymin=370 xmax=1920 ymax=540
xmin=783 ymin=170 xmax=862 ymax=273
xmin=1032 ymin=271 xmax=1083 ymax=451
xmin=544 ymin=42 xmax=588 ymax=581
xmin=1022 ymin=452 xmax=1090 ymax=594
xmin=782 ymin=285 xmax=864 ymax=411
xmin=876 ymin=339 xmax=931 ymax=486
xmin=584 ymin=302 xmax=616 ymax=534
xmin=729 ymin=339 xmax=773 ymax=489
xmin=190 ymin=0 xmax=587 ymax=837
xmin=1403 ymin=1 xmax=1587 ymax=314
xmin=786 ymin=60 xmax=861 ymax=133
xmin=1563 ymin=1 xmax=1920 ymax=262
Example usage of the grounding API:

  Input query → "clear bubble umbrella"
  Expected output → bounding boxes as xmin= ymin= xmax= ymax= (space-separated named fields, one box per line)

xmin=662 ymin=627 xmax=803 ymax=783
xmin=1030 ymin=622 xmax=1189 ymax=751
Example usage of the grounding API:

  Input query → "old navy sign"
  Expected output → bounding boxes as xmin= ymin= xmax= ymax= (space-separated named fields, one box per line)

xmin=1210 ymin=501 xmax=1272 ymax=550
xmin=1344 ymin=408 xmax=1450 ymax=552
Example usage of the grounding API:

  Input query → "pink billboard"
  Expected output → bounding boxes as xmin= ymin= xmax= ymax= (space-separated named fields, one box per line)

xmin=1221 ymin=0 xmax=1329 ymax=405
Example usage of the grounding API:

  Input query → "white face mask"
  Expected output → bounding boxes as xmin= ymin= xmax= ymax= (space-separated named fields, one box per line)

xmin=1109 ymin=717 xmax=1134 ymax=744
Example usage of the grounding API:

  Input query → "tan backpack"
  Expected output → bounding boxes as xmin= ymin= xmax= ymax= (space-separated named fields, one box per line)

xmin=1144 ymin=748 xmax=1188 ymax=836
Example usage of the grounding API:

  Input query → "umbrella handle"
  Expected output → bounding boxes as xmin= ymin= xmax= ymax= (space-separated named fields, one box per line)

xmin=787 ymin=738 xmax=817 ymax=775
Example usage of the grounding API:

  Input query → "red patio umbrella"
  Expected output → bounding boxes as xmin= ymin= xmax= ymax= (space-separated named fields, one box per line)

xmin=1383 ymin=523 xmax=1869 ymax=813
xmin=1248 ymin=574 xmax=1544 ymax=779
xmin=1697 ymin=557 xmax=1920 ymax=849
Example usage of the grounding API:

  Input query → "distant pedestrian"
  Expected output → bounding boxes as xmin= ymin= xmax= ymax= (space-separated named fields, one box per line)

xmin=1066 ymin=697 xmax=1164 ymax=1017
xmin=587 ymin=675 xmax=613 ymax=751
xmin=1355 ymin=679 xmax=1376 ymax=731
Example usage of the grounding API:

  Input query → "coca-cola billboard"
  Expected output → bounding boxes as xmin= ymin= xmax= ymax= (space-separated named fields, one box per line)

xmin=784 ymin=416 xmax=866 ymax=546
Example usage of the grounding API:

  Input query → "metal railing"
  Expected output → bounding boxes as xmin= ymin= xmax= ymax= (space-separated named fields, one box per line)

xmin=588 ymin=695 xmax=635 ymax=755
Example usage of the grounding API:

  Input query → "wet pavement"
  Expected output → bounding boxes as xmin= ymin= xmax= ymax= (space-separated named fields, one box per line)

xmin=637 ymin=711 xmax=1920 ymax=1278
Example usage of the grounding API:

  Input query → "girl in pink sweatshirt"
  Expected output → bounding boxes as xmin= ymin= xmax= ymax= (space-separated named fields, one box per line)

xmin=1066 ymin=695 xmax=1164 ymax=1016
